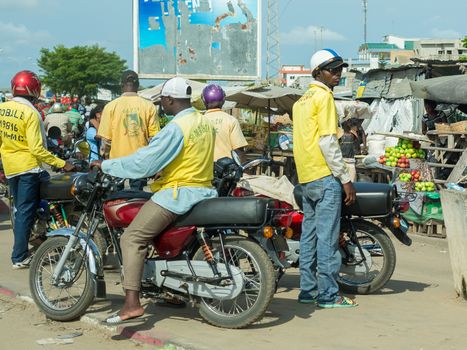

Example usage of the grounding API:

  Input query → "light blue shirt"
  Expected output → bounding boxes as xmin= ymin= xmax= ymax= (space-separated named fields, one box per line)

xmin=86 ymin=127 xmax=100 ymax=162
xmin=102 ymin=108 xmax=217 ymax=214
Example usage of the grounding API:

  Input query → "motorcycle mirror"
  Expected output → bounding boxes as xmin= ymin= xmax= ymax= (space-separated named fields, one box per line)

xmin=73 ymin=139 xmax=91 ymax=159
xmin=231 ymin=150 xmax=242 ymax=167
xmin=47 ymin=126 xmax=62 ymax=140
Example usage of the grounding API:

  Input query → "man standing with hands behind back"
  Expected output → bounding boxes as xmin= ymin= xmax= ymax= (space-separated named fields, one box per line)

xmin=293 ymin=49 xmax=357 ymax=308
xmin=97 ymin=70 xmax=160 ymax=190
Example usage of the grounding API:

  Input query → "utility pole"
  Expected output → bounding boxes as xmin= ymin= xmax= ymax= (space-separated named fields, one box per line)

xmin=362 ymin=0 xmax=368 ymax=44
xmin=266 ymin=0 xmax=281 ymax=81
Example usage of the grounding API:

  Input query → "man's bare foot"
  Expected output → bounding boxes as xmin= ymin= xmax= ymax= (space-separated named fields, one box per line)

xmin=118 ymin=306 xmax=145 ymax=321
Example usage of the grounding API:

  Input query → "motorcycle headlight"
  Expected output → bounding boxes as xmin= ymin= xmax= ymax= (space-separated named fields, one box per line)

xmin=71 ymin=174 xmax=93 ymax=205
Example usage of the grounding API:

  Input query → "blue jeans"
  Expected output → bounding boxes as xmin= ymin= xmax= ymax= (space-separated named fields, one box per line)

xmin=9 ymin=171 xmax=49 ymax=263
xmin=299 ymin=175 xmax=342 ymax=304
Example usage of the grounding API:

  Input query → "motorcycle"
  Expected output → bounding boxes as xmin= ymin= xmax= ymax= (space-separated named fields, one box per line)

xmin=2 ymin=137 xmax=102 ymax=254
xmin=29 ymin=168 xmax=288 ymax=329
xmin=213 ymin=152 xmax=413 ymax=294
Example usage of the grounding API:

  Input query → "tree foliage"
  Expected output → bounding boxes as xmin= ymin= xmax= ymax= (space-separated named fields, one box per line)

xmin=37 ymin=45 xmax=127 ymax=97
xmin=462 ymin=36 xmax=467 ymax=48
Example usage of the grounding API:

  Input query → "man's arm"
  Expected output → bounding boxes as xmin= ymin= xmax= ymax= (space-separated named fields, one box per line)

xmin=25 ymin=112 xmax=66 ymax=169
xmin=101 ymin=123 xmax=184 ymax=179
xmin=147 ymin=103 xmax=160 ymax=138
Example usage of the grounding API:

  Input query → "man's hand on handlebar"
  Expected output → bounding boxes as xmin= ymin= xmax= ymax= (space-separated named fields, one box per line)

xmin=62 ymin=161 xmax=75 ymax=172
xmin=90 ymin=160 xmax=103 ymax=169
xmin=343 ymin=181 xmax=357 ymax=206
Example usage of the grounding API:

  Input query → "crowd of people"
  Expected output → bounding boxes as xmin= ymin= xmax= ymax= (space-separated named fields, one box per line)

xmin=0 ymin=47 xmax=363 ymax=325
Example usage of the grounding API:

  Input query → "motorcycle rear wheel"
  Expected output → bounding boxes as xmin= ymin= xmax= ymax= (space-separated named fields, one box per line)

xmin=338 ymin=220 xmax=396 ymax=294
xmin=29 ymin=236 xmax=95 ymax=321
xmin=193 ymin=236 xmax=276 ymax=329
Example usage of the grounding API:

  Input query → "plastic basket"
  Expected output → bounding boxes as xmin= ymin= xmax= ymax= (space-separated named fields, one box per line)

xmin=435 ymin=123 xmax=451 ymax=133
xmin=450 ymin=120 xmax=467 ymax=132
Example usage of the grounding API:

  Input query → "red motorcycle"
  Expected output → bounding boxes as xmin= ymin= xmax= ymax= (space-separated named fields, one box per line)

xmin=214 ymin=152 xmax=412 ymax=295
xmin=29 ymin=168 xmax=289 ymax=329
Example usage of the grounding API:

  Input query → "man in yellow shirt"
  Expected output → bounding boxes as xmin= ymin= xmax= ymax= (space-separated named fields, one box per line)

xmin=92 ymin=77 xmax=217 ymax=324
xmin=97 ymin=70 xmax=160 ymax=190
xmin=202 ymin=84 xmax=248 ymax=161
xmin=293 ymin=49 xmax=356 ymax=308
xmin=0 ymin=71 xmax=74 ymax=269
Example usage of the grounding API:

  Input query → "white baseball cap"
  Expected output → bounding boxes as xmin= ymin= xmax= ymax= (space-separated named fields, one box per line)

xmin=161 ymin=77 xmax=192 ymax=99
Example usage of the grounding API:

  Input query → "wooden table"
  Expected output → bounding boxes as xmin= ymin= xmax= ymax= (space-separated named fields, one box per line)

xmin=424 ymin=130 xmax=467 ymax=185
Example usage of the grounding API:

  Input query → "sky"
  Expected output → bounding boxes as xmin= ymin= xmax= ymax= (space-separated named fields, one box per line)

xmin=0 ymin=0 xmax=466 ymax=88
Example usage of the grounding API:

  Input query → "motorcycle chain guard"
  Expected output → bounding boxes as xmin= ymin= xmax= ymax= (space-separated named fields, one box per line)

xmin=142 ymin=260 xmax=245 ymax=300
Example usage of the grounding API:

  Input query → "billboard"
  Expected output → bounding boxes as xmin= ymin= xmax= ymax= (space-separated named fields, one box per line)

xmin=133 ymin=0 xmax=261 ymax=80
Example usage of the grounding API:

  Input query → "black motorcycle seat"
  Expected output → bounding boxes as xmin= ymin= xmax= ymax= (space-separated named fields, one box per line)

xmin=294 ymin=182 xmax=392 ymax=218
xmin=106 ymin=190 xmax=153 ymax=201
xmin=175 ymin=197 xmax=273 ymax=228
xmin=40 ymin=173 xmax=82 ymax=200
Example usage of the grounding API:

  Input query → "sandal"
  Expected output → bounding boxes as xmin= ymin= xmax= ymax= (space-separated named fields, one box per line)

xmin=104 ymin=313 xmax=145 ymax=325
xmin=318 ymin=296 xmax=358 ymax=309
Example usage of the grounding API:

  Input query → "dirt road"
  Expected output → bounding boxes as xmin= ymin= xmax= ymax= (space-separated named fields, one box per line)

xmin=0 ymin=294 xmax=183 ymax=350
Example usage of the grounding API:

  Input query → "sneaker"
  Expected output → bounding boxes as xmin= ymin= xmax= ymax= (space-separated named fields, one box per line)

xmin=12 ymin=255 xmax=33 ymax=270
xmin=318 ymin=296 xmax=358 ymax=309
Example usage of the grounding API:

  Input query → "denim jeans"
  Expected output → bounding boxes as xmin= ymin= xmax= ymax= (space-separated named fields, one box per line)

xmin=8 ymin=171 xmax=49 ymax=263
xmin=298 ymin=175 xmax=342 ymax=304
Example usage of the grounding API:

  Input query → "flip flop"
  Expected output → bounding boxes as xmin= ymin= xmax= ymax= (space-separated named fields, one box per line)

xmin=318 ymin=296 xmax=358 ymax=309
xmin=104 ymin=314 xmax=144 ymax=325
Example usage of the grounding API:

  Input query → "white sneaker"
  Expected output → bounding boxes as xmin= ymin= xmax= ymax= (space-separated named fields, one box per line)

xmin=12 ymin=255 xmax=33 ymax=270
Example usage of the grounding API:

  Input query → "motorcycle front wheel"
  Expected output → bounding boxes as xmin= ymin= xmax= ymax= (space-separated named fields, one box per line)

xmin=338 ymin=220 xmax=396 ymax=294
xmin=29 ymin=236 xmax=96 ymax=321
xmin=193 ymin=235 xmax=276 ymax=329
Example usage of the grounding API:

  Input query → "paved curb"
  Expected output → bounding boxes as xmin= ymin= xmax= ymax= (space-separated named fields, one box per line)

xmin=0 ymin=285 xmax=188 ymax=350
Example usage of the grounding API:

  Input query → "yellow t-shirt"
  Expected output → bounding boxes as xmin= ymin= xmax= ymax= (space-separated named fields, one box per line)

xmin=204 ymin=109 xmax=248 ymax=161
xmin=97 ymin=93 xmax=160 ymax=159
xmin=0 ymin=100 xmax=65 ymax=176
xmin=292 ymin=82 xmax=338 ymax=184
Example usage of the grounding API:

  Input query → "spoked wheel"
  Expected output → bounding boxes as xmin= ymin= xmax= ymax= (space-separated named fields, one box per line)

xmin=193 ymin=236 xmax=275 ymax=329
xmin=338 ymin=221 xmax=396 ymax=294
xmin=29 ymin=236 xmax=95 ymax=321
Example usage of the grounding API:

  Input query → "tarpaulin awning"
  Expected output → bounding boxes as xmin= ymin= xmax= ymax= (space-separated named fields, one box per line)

xmin=410 ymin=74 xmax=467 ymax=105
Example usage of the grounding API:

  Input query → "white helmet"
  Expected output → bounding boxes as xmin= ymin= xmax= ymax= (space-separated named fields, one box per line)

xmin=310 ymin=49 xmax=348 ymax=75
xmin=50 ymin=103 xmax=65 ymax=113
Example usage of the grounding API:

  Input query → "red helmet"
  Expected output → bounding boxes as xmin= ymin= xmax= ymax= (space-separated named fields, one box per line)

xmin=11 ymin=70 xmax=41 ymax=99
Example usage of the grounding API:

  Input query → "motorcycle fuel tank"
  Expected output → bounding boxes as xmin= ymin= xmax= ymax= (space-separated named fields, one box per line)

xmin=103 ymin=198 xmax=147 ymax=228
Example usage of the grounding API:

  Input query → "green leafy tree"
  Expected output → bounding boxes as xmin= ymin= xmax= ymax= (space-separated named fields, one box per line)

xmin=462 ymin=36 xmax=467 ymax=48
xmin=38 ymin=45 xmax=127 ymax=98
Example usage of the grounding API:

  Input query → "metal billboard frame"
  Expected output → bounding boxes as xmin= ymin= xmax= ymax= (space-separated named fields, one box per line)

xmin=132 ymin=0 xmax=262 ymax=81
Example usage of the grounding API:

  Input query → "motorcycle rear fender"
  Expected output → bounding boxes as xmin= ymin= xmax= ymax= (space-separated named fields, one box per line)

xmin=386 ymin=218 xmax=412 ymax=246
xmin=46 ymin=228 xmax=104 ymax=277
xmin=143 ymin=260 xmax=245 ymax=300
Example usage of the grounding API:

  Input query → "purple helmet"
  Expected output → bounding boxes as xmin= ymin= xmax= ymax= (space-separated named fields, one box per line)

xmin=202 ymin=84 xmax=226 ymax=109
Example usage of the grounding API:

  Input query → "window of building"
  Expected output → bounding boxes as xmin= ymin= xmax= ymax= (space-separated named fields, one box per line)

xmin=438 ymin=50 xmax=444 ymax=54
xmin=447 ymin=50 xmax=452 ymax=54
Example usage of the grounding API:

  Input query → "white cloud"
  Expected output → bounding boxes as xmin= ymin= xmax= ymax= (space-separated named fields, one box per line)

xmin=0 ymin=0 xmax=39 ymax=9
xmin=431 ymin=28 xmax=461 ymax=39
xmin=281 ymin=25 xmax=345 ymax=46
xmin=0 ymin=21 xmax=51 ymax=45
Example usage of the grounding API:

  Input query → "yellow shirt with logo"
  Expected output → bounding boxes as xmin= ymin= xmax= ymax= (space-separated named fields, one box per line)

xmin=292 ymin=82 xmax=338 ymax=184
xmin=151 ymin=109 xmax=215 ymax=194
xmin=97 ymin=93 xmax=160 ymax=159
xmin=204 ymin=109 xmax=248 ymax=161
xmin=0 ymin=100 xmax=66 ymax=177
